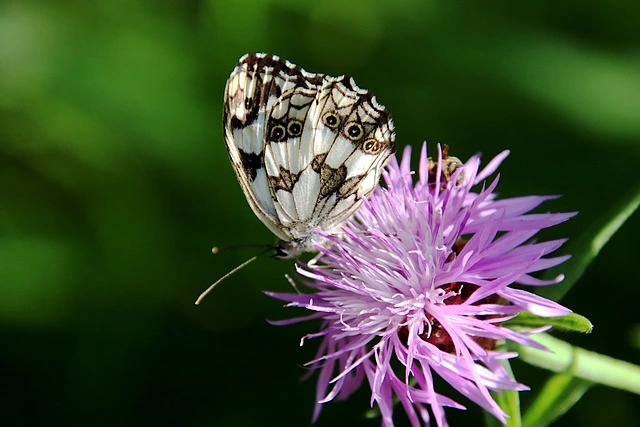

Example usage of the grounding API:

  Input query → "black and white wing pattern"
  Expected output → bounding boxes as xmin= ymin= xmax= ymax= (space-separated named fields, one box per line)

xmin=223 ymin=53 xmax=396 ymax=257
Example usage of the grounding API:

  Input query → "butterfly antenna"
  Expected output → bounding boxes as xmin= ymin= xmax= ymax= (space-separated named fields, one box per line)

xmin=195 ymin=246 xmax=275 ymax=305
xmin=195 ymin=255 xmax=259 ymax=305
xmin=211 ymin=243 xmax=268 ymax=252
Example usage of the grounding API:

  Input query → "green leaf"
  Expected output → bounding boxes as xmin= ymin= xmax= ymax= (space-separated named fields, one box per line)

xmin=484 ymin=359 xmax=521 ymax=427
xmin=363 ymin=380 xmax=404 ymax=419
xmin=522 ymin=373 xmax=592 ymax=427
xmin=504 ymin=312 xmax=593 ymax=333
xmin=364 ymin=407 xmax=381 ymax=419
xmin=510 ymin=333 xmax=640 ymax=394
xmin=538 ymin=183 xmax=640 ymax=301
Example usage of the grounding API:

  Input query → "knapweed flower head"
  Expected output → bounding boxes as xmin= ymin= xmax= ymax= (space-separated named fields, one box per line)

xmin=267 ymin=144 xmax=575 ymax=427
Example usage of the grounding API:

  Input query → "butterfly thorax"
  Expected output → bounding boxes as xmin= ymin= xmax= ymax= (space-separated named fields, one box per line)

xmin=275 ymin=217 xmax=343 ymax=258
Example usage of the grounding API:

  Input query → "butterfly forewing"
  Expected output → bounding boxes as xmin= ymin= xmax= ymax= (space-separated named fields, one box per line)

xmin=223 ymin=53 xmax=395 ymax=256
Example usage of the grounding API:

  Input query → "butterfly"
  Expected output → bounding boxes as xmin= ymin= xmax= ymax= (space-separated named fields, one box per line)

xmin=223 ymin=53 xmax=396 ymax=258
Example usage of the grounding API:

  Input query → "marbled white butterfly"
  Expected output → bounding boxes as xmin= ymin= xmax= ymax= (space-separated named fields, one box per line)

xmin=224 ymin=53 xmax=396 ymax=258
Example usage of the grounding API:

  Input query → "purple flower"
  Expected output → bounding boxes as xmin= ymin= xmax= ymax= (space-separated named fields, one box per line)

xmin=267 ymin=144 xmax=575 ymax=427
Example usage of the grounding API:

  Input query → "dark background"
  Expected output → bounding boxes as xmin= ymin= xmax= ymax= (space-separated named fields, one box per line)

xmin=1 ymin=1 xmax=638 ymax=426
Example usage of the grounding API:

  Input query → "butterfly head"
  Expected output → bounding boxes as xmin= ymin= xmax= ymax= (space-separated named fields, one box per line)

xmin=272 ymin=233 xmax=324 ymax=259
xmin=273 ymin=245 xmax=293 ymax=259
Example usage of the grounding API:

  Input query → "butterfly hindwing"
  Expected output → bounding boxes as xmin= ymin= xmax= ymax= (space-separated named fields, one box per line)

xmin=223 ymin=53 xmax=395 ymax=256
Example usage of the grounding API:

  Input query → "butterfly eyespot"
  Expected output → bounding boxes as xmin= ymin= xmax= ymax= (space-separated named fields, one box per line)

xmin=344 ymin=122 xmax=364 ymax=141
xmin=244 ymin=97 xmax=253 ymax=109
xmin=362 ymin=138 xmax=383 ymax=154
xmin=322 ymin=112 xmax=339 ymax=129
xmin=270 ymin=124 xmax=287 ymax=141
xmin=287 ymin=120 xmax=303 ymax=137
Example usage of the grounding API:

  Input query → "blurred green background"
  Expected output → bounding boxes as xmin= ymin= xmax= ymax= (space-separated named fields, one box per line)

xmin=1 ymin=1 xmax=638 ymax=426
